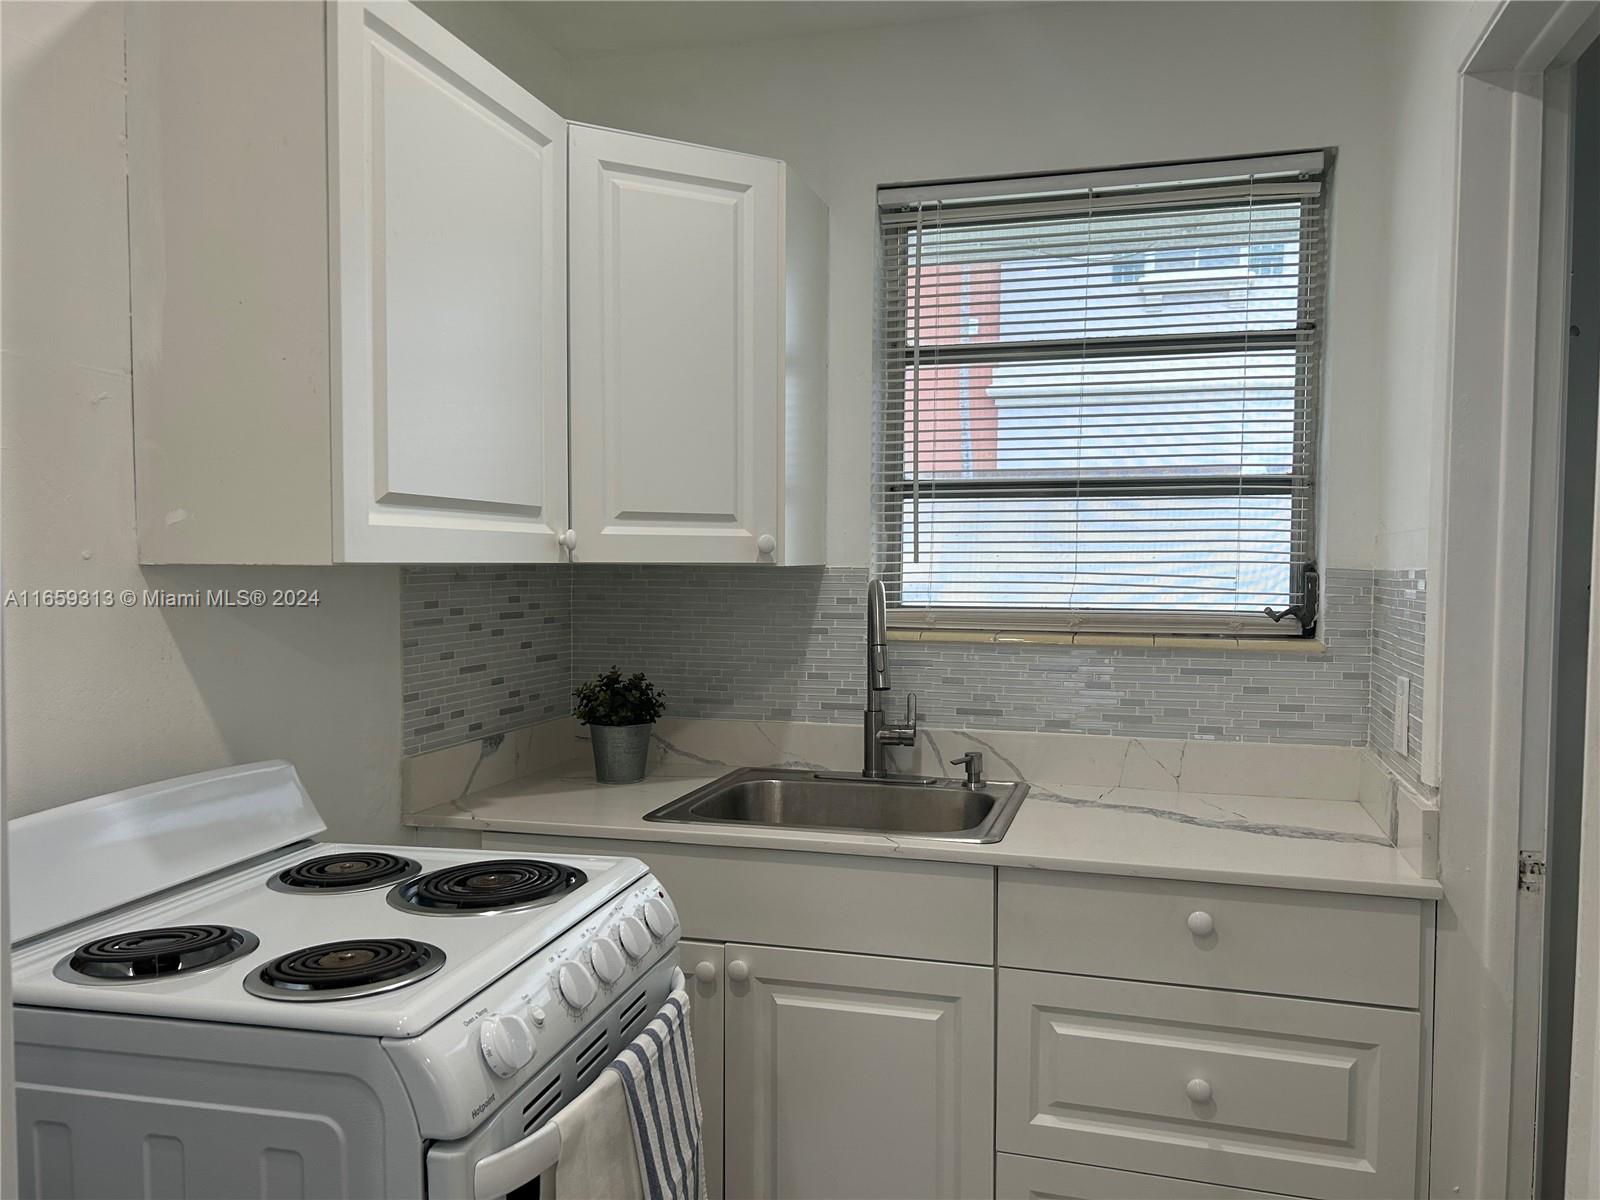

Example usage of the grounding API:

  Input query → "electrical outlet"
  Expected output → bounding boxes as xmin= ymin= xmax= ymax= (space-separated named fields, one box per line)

xmin=1394 ymin=675 xmax=1411 ymax=755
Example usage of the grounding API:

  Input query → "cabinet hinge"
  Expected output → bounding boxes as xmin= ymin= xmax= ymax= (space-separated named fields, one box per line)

xmin=1518 ymin=850 xmax=1546 ymax=893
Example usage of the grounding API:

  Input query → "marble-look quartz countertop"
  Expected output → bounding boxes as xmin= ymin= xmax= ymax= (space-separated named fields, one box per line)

xmin=406 ymin=740 xmax=1442 ymax=900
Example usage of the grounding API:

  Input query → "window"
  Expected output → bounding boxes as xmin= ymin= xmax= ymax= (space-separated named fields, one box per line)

xmin=874 ymin=151 xmax=1328 ymax=636
xmin=1110 ymin=253 xmax=1145 ymax=285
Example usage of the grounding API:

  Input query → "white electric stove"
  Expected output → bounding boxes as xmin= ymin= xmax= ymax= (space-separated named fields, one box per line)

xmin=6 ymin=760 xmax=682 ymax=1199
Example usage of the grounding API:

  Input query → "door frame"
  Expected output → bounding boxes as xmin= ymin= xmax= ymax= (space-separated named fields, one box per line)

xmin=1430 ymin=3 xmax=1600 ymax=1196
xmin=0 ymin=4 xmax=14 ymax=1186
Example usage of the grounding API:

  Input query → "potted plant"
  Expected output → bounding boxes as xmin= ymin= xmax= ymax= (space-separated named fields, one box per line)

xmin=573 ymin=666 xmax=666 ymax=784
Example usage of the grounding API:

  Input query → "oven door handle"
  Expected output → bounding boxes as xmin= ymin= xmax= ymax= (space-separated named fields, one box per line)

xmin=473 ymin=1121 xmax=561 ymax=1200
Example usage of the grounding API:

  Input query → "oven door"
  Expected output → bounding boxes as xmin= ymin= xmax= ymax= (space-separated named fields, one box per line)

xmin=427 ymin=1060 xmax=564 ymax=1200
xmin=425 ymin=961 xmax=675 ymax=1200
xmin=431 ymin=1118 xmax=560 ymax=1200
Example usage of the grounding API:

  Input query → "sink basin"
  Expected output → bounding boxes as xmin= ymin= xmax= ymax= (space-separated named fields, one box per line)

xmin=642 ymin=768 xmax=1028 ymax=843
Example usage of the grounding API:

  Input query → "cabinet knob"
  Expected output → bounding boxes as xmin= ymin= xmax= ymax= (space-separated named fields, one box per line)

xmin=560 ymin=529 xmax=578 ymax=551
xmin=1186 ymin=910 xmax=1215 ymax=937
xmin=756 ymin=534 xmax=776 ymax=556
xmin=694 ymin=960 xmax=718 ymax=984
xmin=1186 ymin=1078 xmax=1214 ymax=1104
xmin=726 ymin=959 xmax=751 ymax=983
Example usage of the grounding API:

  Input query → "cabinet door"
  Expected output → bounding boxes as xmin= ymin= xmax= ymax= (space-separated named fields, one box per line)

xmin=329 ymin=2 xmax=568 ymax=562
xmin=724 ymin=944 xmax=994 ymax=1200
xmin=677 ymin=939 xmax=725 ymax=1200
xmin=569 ymin=124 xmax=781 ymax=564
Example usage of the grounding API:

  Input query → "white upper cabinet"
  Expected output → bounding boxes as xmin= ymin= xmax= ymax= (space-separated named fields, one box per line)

xmin=330 ymin=3 xmax=568 ymax=562
xmin=568 ymin=125 xmax=827 ymax=565
xmin=129 ymin=2 xmax=568 ymax=564
xmin=128 ymin=5 xmax=826 ymax=566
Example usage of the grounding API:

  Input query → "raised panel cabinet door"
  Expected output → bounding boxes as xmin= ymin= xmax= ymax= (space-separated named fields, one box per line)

xmin=676 ymin=940 xmax=725 ymax=1200
xmin=996 ymin=969 xmax=1421 ymax=1200
xmin=568 ymin=124 xmax=782 ymax=564
xmin=329 ymin=2 xmax=568 ymax=562
xmin=724 ymin=944 xmax=994 ymax=1200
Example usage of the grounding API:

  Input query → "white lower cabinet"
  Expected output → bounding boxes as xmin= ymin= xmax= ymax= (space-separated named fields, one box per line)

xmin=477 ymin=837 xmax=1431 ymax=1200
xmin=722 ymin=944 xmax=995 ymax=1200
xmin=677 ymin=939 xmax=725 ymax=1200
xmin=996 ymin=969 xmax=1421 ymax=1200
xmin=997 ymin=1153 xmax=1289 ymax=1199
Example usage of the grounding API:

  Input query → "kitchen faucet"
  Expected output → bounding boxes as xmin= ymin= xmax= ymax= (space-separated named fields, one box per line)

xmin=864 ymin=578 xmax=917 ymax=777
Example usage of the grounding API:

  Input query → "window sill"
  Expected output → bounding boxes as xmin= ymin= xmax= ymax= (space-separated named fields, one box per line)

xmin=886 ymin=628 xmax=1327 ymax=654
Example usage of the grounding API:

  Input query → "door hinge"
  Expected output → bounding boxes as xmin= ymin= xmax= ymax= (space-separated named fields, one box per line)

xmin=1519 ymin=850 xmax=1546 ymax=893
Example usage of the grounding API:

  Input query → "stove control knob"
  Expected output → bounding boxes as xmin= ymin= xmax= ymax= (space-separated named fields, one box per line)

xmin=527 ymin=1005 xmax=547 ymax=1027
xmin=590 ymin=937 xmax=626 ymax=985
xmin=558 ymin=961 xmax=597 ymax=1011
xmin=617 ymin=916 xmax=651 ymax=960
xmin=644 ymin=897 xmax=677 ymax=941
xmin=480 ymin=1012 xmax=536 ymax=1078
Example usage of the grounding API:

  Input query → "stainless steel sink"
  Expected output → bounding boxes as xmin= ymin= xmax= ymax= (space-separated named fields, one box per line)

xmin=642 ymin=767 xmax=1028 ymax=843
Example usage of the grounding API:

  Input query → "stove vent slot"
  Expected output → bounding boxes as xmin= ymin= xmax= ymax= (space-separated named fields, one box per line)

xmin=575 ymin=1028 xmax=612 ymax=1081
xmin=521 ymin=1078 xmax=563 ymax=1134
xmin=621 ymin=987 xmax=649 ymax=1033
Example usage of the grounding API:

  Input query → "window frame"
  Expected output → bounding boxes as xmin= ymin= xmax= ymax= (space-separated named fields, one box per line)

xmin=874 ymin=154 xmax=1328 ymax=637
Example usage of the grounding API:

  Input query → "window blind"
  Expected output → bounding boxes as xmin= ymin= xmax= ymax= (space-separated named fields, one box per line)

xmin=874 ymin=152 xmax=1328 ymax=636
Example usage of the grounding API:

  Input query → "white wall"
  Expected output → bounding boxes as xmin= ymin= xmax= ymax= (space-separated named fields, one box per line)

xmin=555 ymin=1 xmax=1406 ymax=568
xmin=418 ymin=0 xmax=572 ymax=113
xmin=1 ymin=1 xmax=404 ymax=843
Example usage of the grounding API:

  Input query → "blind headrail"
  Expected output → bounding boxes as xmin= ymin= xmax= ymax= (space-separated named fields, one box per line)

xmin=879 ymin=150 xmax=1328 ymax=210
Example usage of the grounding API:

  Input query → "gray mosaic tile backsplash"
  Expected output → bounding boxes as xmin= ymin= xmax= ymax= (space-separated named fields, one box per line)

xmin=401 ymin=564 xmax=1414 ymax=755
xmin=569 ymin=565 xmax=1374 ymax=744
xmin=401 ymin=566 xmax=571 ymax=754
xmin=1369 ymin=568 xmax=1427 ymax=788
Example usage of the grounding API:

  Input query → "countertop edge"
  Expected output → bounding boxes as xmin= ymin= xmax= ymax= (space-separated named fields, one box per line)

xmin=405 ymin=799 xmax=1445 ymax=902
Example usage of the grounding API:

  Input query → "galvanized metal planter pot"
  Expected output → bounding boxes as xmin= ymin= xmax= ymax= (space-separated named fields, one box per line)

xmin=589 ymin=723 xmax=653 ymax=784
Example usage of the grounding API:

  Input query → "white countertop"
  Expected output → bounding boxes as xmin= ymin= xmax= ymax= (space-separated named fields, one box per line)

xmin=407 ymin=758 xmax=1443 ymax=900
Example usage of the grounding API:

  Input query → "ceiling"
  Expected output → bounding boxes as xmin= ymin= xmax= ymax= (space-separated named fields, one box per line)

xmin=502 ymin=1 xmax=1034 ymax=59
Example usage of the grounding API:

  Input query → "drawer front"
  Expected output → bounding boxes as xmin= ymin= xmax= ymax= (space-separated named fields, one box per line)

xmin=997 ymin=1154 xmax=1294 ymax=1199
xmin=485 ymin=834 xmax=994 ymax=964
xmin=998 ymin=870 xmax=1424 ymax=1008
xmin=997 ymin=969 xmax=1420 ymax=1200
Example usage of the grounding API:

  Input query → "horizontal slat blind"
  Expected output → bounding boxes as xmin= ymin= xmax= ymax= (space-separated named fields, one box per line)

xmin=874 ymin=153 xmax=1327 ymax=635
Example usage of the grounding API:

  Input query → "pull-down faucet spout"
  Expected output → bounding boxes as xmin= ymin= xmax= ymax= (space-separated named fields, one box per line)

xmin=864 ymin=579 xmax=916 ymax=777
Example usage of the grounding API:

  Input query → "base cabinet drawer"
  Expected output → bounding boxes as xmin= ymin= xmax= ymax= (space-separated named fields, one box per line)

xmin=999 ymin=870 xmax=1424 ymax=1008
xmin=997 ymin=970 xmax=1420 ymax=1200
xmin=997 ymin=1154 xmax=1300 ymax=1199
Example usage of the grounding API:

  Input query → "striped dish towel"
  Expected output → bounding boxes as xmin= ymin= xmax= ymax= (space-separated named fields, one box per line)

xmin=606 ymin=987 xmax=707 ymax=1200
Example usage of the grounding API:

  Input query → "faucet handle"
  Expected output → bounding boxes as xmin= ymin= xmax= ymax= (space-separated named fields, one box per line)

xmin=904 ymin=692 xmax=918 ymax=728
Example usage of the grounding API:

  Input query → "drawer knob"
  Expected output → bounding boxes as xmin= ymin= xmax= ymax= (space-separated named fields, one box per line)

xmin=1186 ymin=1078 xmax=1214 ymax=1104
xmin=727 ymin=959 xmax=751 ymax=983
xmin=694 ymin=960 xmax=718 ymax=984
xmin=1186 ymin=910 xmax=1215 ymax=937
